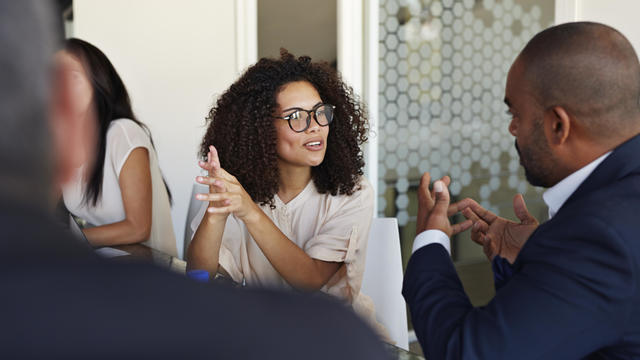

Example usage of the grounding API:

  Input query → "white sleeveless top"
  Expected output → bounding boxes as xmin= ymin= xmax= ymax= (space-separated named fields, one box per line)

xmin=63 ymin=119 xmax=177 ymax=257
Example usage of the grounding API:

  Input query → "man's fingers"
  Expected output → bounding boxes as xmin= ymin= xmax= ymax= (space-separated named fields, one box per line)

xmin=464 ymin=200 xmax=498 ymax=223
xmin=462 ymin=207 xmax=480 ymax=222
xmin=470 ymin=224 xmax=483 ymax=244
xmin=482 ymin=236 xmax=496 ymax=261
xmin=419 ymin=172 xmax=432 ymax=200
xmin=432 ymin=180 xmax=450 ymax=213
xmin=463 ymin=207 xmax=483 ymax=245
xmin=450 ymin=197 xmax=478 ymax=215
xmin=471 ymin=232 xmax=483 ymax=245
xmin=475 ymin=219 xmax=489 ymax=233
xmin=451 ymin=219 xmax=473 ymax=235
xmin=513 ymin=193 xmax=537 ymax=224
xmin=484 ymin=233 xmax=499 ymax=260
xmin=447 ymin=204 xmax=460 ymax=217
xmin=465 ymin=207 xmax=485 ymax=244
xmin=417 ymin=173 xmax=433 ymax=218
xmin=434 ymin=176 xmax=452 ymax=202
xmin=463 ymin=208 xmax=490 ymax=237
xmin=470 ymin=220 xmax=489 ymax=244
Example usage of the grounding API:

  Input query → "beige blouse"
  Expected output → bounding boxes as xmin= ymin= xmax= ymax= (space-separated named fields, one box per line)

xmin=190 ymin=177 xmax=389 ymax=338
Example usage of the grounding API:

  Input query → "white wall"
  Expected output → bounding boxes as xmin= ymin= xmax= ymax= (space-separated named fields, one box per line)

xmin=74 ymin=0 xmax=243 ymax=258
xmin=258 ymin=0 xmax=337 ymax=62
xmin=556 ymin=0 xmax=640 ymax=55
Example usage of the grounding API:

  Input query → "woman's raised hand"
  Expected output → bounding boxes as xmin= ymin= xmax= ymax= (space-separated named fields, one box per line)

xmin=195 ymin=145 xmax=258 ymax=221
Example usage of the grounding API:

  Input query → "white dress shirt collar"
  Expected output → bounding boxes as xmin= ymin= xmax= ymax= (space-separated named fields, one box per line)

xmin=542 ymin=151 xmax=611 ymax=219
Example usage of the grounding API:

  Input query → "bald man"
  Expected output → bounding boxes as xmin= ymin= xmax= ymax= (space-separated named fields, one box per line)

xmin=403 ymin=22 xmax=640 ymax=359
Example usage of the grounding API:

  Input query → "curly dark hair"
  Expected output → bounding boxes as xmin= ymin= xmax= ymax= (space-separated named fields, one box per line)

xmin=200 ymin=49 xmax=369 ymax=208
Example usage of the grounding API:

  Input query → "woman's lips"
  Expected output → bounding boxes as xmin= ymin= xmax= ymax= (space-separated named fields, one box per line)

xmin=303 ymin=140 xmax=324 ymax=151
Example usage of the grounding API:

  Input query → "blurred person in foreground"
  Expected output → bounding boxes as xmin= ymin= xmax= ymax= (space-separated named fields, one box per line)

xmin=0 ymin=2 xmax=388 ymax=359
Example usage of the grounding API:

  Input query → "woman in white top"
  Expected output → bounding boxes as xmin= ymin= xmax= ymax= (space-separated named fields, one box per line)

xmin=58 ymin=38 xmax=177 ymax=257
xmin=187 ymin=50 xmax=386 ymax=336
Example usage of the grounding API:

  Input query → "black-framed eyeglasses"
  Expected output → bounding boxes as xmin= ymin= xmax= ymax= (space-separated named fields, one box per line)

xmin=275 ymin=103 xmax=335 ymax=133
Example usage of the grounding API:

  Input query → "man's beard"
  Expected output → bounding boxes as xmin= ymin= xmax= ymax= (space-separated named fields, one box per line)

xmin=515 ymin=136 xmax=555 ymax=188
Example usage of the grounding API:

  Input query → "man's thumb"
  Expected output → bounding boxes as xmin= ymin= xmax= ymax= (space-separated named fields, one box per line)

xmin=513 ymin=194 xmax=535 ymax=223
xmin=433 ymin=180 xmax=451 ymax=210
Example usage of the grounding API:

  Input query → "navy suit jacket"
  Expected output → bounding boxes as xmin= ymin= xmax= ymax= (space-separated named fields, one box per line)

xmin=403 ymin=134 xmax=640 ymax=359
xmin=0 ymin=198 xmax=389 ymax=360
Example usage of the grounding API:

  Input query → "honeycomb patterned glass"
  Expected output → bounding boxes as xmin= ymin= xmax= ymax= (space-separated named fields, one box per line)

xmin=378 ymin=0 xmax=555 ymax=280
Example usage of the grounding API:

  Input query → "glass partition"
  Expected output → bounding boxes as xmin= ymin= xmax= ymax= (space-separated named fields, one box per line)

xmin=377 ymin=0 xmax=554 ymax=304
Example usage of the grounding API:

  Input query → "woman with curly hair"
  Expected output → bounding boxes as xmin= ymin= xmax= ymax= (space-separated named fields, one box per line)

xmin=186 ymin=50 xmax=383 ymax=331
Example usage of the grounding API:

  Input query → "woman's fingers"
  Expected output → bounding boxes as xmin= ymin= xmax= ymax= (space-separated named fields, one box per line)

xmin=196 ymin=175 xmax=225 ymax=188
xmin=208 ymin=146 xmax=221 ymax=170
xmin=207 ymin=205 xmax=234 ymax=214
xmin=196 ymin=176 xmax=228 ymax=193
xmin=212 ymin=165 xmax=235 ymax=182
xmin=200 ymin=145 xmax=238 ymax=182
xmin=195 ymin=192 xmax=231 ymax=202
xmin=195 ymin=175 xmax=216 ymax=185
xmin=195 ymin=147 xmax=220 ymax=177
xmin=198 ymin=159 xmax=213 ymax=171
xmin=196 ymin=192 xmax=233 ymax=212
xmin=209 ymin=145 xmax=237 ymax=181
xmin=198 ymin=150 xmax=216 ymax=175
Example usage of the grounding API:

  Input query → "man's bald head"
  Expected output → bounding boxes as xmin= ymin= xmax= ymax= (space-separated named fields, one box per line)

xmin=518 ymin=22 xmax=640 ymax=140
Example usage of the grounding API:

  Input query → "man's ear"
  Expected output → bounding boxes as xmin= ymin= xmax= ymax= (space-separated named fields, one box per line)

xmin=544 ymin=105 xmax=571 ymax=146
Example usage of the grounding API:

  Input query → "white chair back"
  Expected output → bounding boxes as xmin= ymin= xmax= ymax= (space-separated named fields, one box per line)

xmin=361 ymin=217 xmax=409 ymax=350
xmin=183 ymin=183 xmax=208 ymax=257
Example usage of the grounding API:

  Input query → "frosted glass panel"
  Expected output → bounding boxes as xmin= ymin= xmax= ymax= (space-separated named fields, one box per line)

xmin=377 ymin=0 xmax=554 ymax=266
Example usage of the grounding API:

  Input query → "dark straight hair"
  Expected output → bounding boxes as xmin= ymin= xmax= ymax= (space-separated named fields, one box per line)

xmin=63 ymin=38 xmax=171 ymax=205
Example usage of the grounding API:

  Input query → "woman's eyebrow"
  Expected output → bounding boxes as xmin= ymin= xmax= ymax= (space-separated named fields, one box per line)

xmin=282 ymin=102 xmax=323 ymax=112
xmin=282 ymin=107 xmax=302 ymax=112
